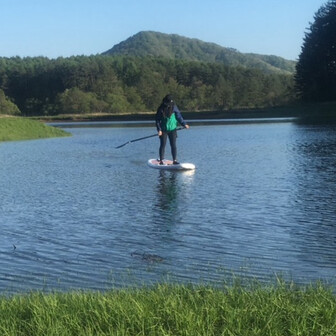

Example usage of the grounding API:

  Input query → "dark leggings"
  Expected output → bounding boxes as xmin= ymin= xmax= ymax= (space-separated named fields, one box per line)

xmin=159 ymin=130 xmax=177 ymax=161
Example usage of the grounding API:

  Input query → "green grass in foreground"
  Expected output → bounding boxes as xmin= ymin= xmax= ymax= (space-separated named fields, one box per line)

xmin=0 ymin=117 xmax=69 ymax=142
xmin=0 ymin=281 xmax=335 ymax=336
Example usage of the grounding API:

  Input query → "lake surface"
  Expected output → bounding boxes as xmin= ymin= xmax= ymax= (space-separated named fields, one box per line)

xmin=1 ymin=118 xmax=336 ymax=293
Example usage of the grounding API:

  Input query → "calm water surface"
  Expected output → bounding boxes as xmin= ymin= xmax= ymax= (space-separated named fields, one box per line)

xmin=1 ymin=119 xmax=336 ymax=293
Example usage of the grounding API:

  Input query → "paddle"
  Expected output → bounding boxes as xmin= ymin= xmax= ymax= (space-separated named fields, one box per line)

xmin=115 ymin=127 xmax=184 ymax=149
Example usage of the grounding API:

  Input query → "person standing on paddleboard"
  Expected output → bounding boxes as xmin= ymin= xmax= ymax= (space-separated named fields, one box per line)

xmin=155 ymin=94 xmax=189 ymax=165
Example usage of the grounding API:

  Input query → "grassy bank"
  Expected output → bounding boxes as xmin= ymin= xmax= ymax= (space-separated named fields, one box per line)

xmin=0 ymin=281 xmax=335 ymax=336
xmin=0 ymin=117 xmax=69 ymax=142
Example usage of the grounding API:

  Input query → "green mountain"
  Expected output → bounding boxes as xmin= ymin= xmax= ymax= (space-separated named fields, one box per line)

xmin=102 ymin=31 xmax=296 ymax=74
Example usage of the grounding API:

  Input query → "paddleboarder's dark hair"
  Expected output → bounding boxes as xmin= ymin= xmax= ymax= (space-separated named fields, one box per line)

xmin=162 ymin=94 xmax=174 ymax=118
xmin=163 ymin=94 xmax=173 ymax=105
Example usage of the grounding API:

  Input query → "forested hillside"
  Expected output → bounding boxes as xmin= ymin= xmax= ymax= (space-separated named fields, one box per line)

xmin=0 ymin=32 xmax=296 ymax=117
xmin=103 ymin=31 xmax=296 ymax=74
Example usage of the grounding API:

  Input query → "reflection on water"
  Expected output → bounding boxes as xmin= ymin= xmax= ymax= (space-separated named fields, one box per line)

xmin=1 ymin=121 xmax=336 ymax=293
xmin=154 ymin=170 xmax=195 ymax=218
xmin=155 ymin=171 xmax=179 ymax=214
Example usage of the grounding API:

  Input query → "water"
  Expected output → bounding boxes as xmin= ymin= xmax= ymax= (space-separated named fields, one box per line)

xmin=1 ymin=119 xmax=336 ymax=293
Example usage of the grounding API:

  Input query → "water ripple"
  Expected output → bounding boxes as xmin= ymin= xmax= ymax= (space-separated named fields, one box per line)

xmin=1 ymin=123 xmax=336 ymax=293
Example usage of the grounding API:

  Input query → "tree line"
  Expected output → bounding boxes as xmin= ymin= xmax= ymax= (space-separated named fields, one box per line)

xmin=0 ymin=55 xmax=295 ymax=116
xmin=296 ymin=0 xmax=336 ymax=102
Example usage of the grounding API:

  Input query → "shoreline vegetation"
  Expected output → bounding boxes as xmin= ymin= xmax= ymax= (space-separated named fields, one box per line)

xmin=31 ymin=106 xmax=300 ymax=123
xmin=2 ymin=102 xmax=336 ymax=142
xmin=33 ymin=102 xmax=336 ymax=123
xmin=0 ymin=281 xmax=335 ymax=335
xmin=0 ymin=116 xmax=69 ymax=142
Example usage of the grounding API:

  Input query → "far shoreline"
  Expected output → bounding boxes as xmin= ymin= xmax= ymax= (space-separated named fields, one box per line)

xmin=29 ymin=102 xmax=336 ymax=123
xmin=33 ymin=106 xmax=300 ymax=123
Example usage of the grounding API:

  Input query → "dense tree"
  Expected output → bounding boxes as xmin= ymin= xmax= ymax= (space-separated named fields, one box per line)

xmin=0 ymin=55 xmax=295 ymax=116
xmin=57 ymin=88 xmax=107 ymax=115
xmin=295 ymin=1 xmax=336 ymax=101
xmin=0 ymin=89 xmax=20 ymax=115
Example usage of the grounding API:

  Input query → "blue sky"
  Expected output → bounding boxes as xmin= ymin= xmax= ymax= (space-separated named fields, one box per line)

xmin=0 ymin=0 xmax=326 ymax=60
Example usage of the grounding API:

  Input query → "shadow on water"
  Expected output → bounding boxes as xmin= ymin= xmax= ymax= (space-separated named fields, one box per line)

xmin=288 ymin=122 xmax=336 ymax=274
xmin=295 ymin=110 xmax=336 ymax=126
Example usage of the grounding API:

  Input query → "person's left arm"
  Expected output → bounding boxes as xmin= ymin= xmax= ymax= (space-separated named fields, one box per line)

xmin=174 ymin=105 xmax=189 ymax=128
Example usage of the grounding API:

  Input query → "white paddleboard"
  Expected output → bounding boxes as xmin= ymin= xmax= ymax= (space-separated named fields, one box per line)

xmin=148 ymin=159 xmax=196 ymax=171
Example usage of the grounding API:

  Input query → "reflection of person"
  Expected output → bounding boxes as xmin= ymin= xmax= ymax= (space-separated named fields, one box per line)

xmin=156 ymin=170 xmax=178 ymax=212
xmin=155 ymin=94 xmax=189 ymax=165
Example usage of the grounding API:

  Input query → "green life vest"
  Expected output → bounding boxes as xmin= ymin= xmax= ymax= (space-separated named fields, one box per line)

xmin=162 ymin=113 xmax=177 ymax=132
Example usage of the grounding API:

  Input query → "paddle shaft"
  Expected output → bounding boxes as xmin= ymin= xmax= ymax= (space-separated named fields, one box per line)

xmin=115 ymin=127 xmax=184 ymax=149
